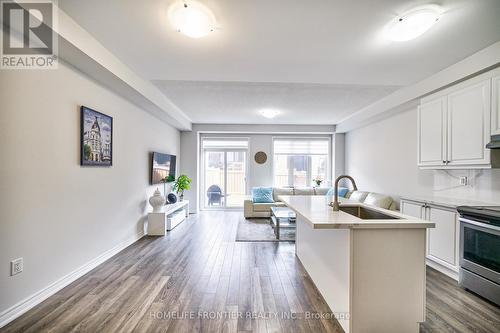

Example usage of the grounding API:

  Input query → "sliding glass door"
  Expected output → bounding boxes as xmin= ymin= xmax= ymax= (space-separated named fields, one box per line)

xmin=204 ymin=151 xmax=226 ymax=207
xmin=225 ymin=151 xmax=247 ymax=207
xmin=202 ymin=138 xmax=248 ymax=209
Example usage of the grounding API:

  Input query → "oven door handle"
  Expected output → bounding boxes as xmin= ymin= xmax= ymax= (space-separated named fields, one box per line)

xmin=460 ymin=217 xmax=500 ymax=232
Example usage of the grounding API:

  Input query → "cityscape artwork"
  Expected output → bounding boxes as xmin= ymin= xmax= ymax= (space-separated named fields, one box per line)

xmin=80 ymin=106 xmax=113 ymax=166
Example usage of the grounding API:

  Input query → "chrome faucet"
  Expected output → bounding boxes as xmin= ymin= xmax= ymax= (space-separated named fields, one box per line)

xmin=329 ymin=175 xmax=358 ymax=211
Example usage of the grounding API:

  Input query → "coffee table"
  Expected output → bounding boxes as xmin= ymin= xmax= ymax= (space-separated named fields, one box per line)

xmin=270 ymin=206 xmax=297 ymax=240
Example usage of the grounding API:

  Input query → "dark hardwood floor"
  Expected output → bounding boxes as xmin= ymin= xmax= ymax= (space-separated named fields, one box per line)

xmin=1 ymin=211 xmax=499 ymax=333
xmin=422 ymin=267 xmax=500 ymax=332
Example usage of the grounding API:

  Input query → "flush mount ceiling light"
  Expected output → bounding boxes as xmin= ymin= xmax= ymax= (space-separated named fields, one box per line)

xmin=386 ymin=5 xmax=442 ymax=42
xmin=168 ymin=1 xmax=216 ymax=38
xmin=259 ymin=109 xmax=281 ymax=119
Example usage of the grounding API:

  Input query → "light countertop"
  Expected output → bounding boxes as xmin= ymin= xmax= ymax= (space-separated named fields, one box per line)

xmin=279 ymin=196 xmax=435 ymax=230
xmin=400 ymin=194 xmax=497 ymax=209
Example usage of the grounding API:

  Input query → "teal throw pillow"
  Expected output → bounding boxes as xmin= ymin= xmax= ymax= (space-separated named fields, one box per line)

xmin=252 ymin=187 xmax=274 ymax=203
xmin=326 ymin=187 xmax=349 ymax=197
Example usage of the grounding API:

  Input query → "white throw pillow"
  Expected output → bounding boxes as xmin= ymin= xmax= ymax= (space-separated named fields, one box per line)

xmin=349 ymin=191 xmax=369 ymax=202
xmin=364 ymin=193 xmax=394 ymax=210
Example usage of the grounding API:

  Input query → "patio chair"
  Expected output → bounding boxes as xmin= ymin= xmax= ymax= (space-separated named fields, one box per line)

xmin=207 ymin=185 xmax=225 ymax=206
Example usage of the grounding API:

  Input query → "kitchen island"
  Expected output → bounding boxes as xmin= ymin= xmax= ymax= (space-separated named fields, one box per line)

xmin=280 ymin=195 xmax=435 ymax=333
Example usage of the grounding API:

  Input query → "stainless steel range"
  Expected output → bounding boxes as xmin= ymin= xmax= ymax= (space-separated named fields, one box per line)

xmin=457 ymin=206 xmax=500 ymax=305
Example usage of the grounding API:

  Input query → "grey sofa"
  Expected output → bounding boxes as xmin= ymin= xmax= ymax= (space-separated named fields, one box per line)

xmin=244 ymin=187 xmax=329 ymax=218
xmin=244 ymin=187 xmax=396 ymax=218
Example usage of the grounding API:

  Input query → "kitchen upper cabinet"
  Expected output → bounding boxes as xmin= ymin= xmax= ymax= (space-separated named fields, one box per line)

xmin=426 ymin=206 xmax=459 ymax=271
xmin=492 ymin=74 xmax=500 ymax=136
xmin=447 ymin=79 xmax=491 ymax=166
xmin=418 ymin=72 xmax=498 ymax=169
xmin=418 ymin=98 xmax=446 ymax=167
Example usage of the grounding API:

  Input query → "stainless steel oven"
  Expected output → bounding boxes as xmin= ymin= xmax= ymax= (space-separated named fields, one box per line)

xmin=458 ymin=206 xmax=500 ymax=305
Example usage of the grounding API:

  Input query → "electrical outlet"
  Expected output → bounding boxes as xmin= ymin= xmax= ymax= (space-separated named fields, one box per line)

xmin=459 ymin=176 xmax=468 ymax=186
xmin=11 ymin=258 xmax=23 ymax=276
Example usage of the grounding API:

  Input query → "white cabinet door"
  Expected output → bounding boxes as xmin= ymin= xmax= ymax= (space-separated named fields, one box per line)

xmin=447 ymin=79 xmax=491 ymax=166
xmin=418 ymin=97 xmax=447 ymax=167
xmin=492 ymin=75 xmax=500 ymax=135
xmin=400 ymin=200 xmax=424 ymax=219
xmin=427 ymin=206 xmax=458 ymax=270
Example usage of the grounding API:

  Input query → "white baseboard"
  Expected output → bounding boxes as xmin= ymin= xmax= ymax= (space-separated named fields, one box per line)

xmin=426 ymin=258 xmax=459 ymax=281
xmin=0 ymin=232 xmax=144 ymax=328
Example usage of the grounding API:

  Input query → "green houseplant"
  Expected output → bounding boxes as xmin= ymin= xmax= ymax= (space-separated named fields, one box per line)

xmin=313 ymin=177 xmax=323 ymax=187
xmin=172 ymin=174 xmax=192 ymax=201
xmin=163 ymin=174 xmax=176 ymax=183
xmin=161 ymin=175 xmax=176 ymax=200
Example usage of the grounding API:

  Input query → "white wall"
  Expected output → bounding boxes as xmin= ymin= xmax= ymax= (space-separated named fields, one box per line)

xmin=180 ymin=124 xmax=335 ymax=212
xmin=345 ymin=107 xmax=500 ymax=207
xmin=0 ymin=61 xmax=180 ymax=318
xmin=247 ymin=134 xmax=274 ymax=187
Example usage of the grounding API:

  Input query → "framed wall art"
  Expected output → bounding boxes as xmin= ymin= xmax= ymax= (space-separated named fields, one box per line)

xmin=80 ymin=106 xmax=113 ymax=166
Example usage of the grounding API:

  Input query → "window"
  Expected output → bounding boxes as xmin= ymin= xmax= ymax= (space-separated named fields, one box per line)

xmin=273 ymin=138 xmax=329 ymax=187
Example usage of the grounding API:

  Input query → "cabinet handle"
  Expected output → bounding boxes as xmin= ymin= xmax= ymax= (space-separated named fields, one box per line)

xmin=442 ymin=160 xmax=446 ymax=164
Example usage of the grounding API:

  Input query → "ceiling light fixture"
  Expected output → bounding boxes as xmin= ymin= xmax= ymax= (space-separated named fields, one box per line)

xmin=259 ymin=109 xmax=281 ymax=119
xmin=386 ymin=5 xmax=442 ymax=42
xmin=168 ymin=1 xmax=216 ymax=38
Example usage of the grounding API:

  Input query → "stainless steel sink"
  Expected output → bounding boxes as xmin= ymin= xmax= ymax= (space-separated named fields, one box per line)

xmin=339 ymin=206 xmax=401 ymax=220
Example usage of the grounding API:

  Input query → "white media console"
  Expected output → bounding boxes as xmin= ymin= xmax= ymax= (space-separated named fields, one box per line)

xmin=147 ymin=200 xmax=189 ymax=235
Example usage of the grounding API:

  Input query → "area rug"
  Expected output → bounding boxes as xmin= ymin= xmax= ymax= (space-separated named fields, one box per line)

xmin=235 ymin=217 xmax=295 ymax=242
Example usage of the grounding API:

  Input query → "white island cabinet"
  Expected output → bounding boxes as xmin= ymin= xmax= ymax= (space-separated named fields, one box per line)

xmin=280 ymin=196 xmax=434 ymax=333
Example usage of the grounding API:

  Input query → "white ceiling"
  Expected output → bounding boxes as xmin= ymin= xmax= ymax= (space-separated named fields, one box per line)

xmin=59 ymin=0 xmax=500 ymax=125
xmin=153 ymin=81 xmax=399 ymax=124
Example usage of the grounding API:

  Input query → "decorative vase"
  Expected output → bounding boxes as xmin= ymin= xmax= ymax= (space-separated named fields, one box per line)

xmin=149 ymin=188 xmax=166 ymax=212
xmin=167 ymin=193 xmax=177 ymax=204
xmin=179 ymin=192 xmax=184 ymax=201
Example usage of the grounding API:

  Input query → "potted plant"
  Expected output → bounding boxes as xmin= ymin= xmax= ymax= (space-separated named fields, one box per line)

xmin=163 ymin=174 xmax=176 ymax=183
xmin=313 ymin=177 xmax=323 ymax=187
xmin=161 ymin=175 xmax=176 ymax=201
xmin=172 ymin=174 xmax=192 ymax=201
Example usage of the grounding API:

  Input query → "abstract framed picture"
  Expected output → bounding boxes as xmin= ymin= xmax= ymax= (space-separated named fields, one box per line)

xmin=80 ymin=106 xmax=113 ymax=166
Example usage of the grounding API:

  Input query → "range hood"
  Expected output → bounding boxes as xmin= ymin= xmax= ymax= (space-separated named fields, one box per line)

xmin=486 ymin=135 xmax=500 ymax=149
